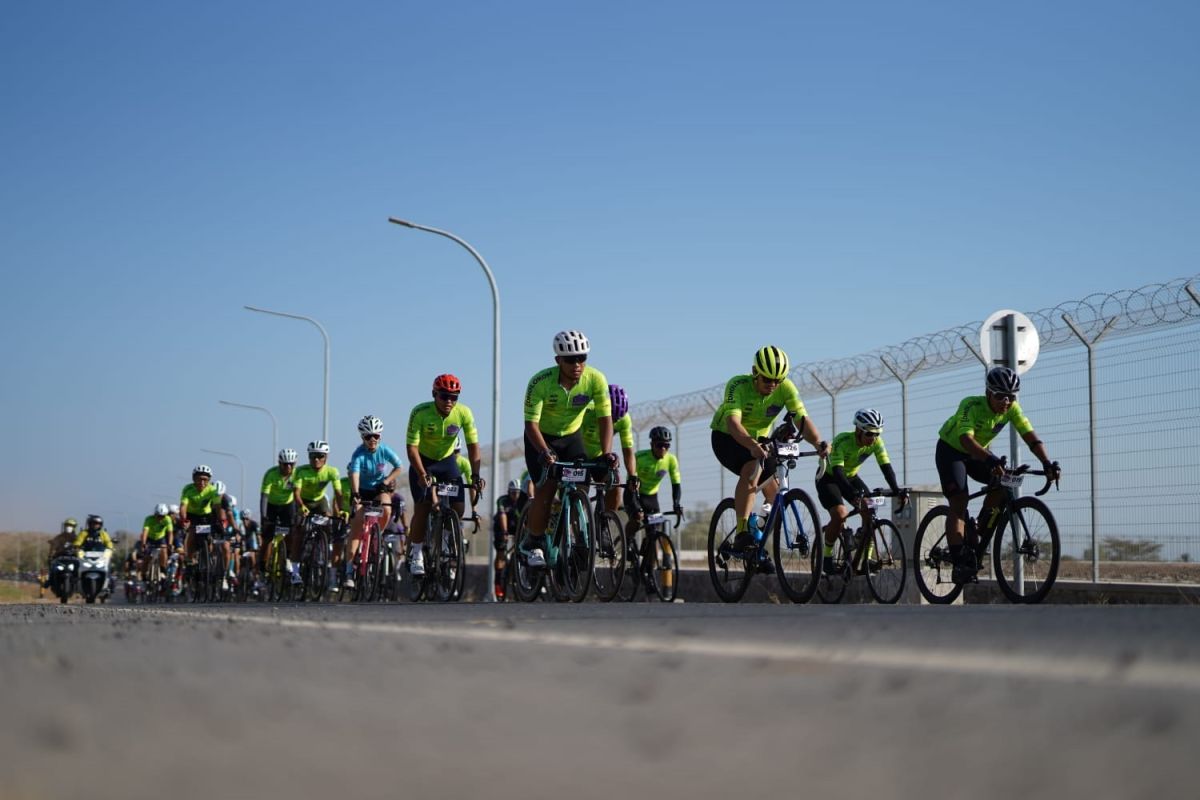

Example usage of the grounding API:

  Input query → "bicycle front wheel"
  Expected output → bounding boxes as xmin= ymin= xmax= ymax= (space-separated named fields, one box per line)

xmin=649 ymin=532 xmax=679 ymax=602
xmin=913 ymin=506 xmax=964 ymax=604
xmin=591 ymin=510 xmax=626 ymax=602
xmin=772 ymin=488 xmax=821 ymax=604
xmin=992 ymin=497 xmax=1060 ymax=604
xmin=303 ymin=530 xmax=329 ymax=603
xmin=431 ymin=512 xmax=462 ymax=602
xmin=615 ymin=525 xmax=641 ymax=602
xmin=707 ymin=498 xmax=751 ymax=603
xmin=510 ymin=511 xmax=544 ymax=603
xmin=865 ymin=519 xmax=907 ymax=604
xmin=558 ymin=488 xmax=594 ymax=603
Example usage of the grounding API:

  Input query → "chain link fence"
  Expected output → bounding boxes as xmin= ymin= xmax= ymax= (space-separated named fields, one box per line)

xmin=490 ymin=276 xmax=1200 ymax=583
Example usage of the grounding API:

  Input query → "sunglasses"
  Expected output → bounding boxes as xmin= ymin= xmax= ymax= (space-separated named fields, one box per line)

xmin=436 ymin=391 xmax=460 ymax=402
xmin=652 ymin=441 xmax=670 ymax=449
xmin=559 ymin=354 xmax=587 ymax=364
xmin=310 ymin=453 xmax=327 ymax=459
xmin=860 ymin=430 xmax=880 ymax=439
xmin=756 ymin=374 xmax=781 ymax=386
xmin=991 ymin=392 xmax=1017 ymax=402
xmin=362 ymin=434 xmax=381 ymax=441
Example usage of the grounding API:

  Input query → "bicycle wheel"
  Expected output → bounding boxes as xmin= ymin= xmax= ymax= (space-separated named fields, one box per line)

xmin=865 ymin=519 xmax=907 ymax=604
xmin=558 ymin=488 xmax=594 ymax=603
xmin=191 ymin=544 xmax=209 ymax=603
xmin=305 ymin=530 xmax=329 ymax=602
xmin=649 ymin=532 xmax=679 ymax=602
xmin=615 ymin=525 xmax=641 ymax=602
xmin=268 ymin=540 xmax=289 ymax=603
xmin=992 ymin=496 xmax=1060 ymax=604
xmin=449 ymin=515 xmax=466 ymax=601
xmin=591 ymin=509 xmax=625 ymax=602
xmin=510 ymin=511 xmax=544 ymax=603
xmin=707 ymin=498 xmax=751 ymax=603
xmin=431 ymin=513 xmax=462 ymax=602
xmin=236 ymin=558 xmax=252 ymax=603
xmin=772 ymin=488 xmax=821 ymax=604
xmin=913 ymin=506 xmax=964 ymax=604
xmin=816 ymin=536 xmax=850 ymax=603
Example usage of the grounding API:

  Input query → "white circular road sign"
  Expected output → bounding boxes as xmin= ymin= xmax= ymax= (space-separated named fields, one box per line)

xmin=980 ymin=309 xmax=1040 ymax=374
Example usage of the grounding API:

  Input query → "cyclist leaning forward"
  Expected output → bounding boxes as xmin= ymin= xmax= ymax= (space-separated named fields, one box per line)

xmin=292 ymin=439 xmax=344 ymax=585
xmin=815 ymin=408 xmax=906 ymax=573
xmin=406 ymin=374 xmax=484 ymax=578
xmin=521 ymin=330 xmax=618 ymax=569
xmin=346 ymin=415 xmax=404 ymax=589
xmin=936 ymin=366 xmax=1060 ymax=583
xmin=710 ymin=345 xmax=830 ymax=554
xmin=625 ymin=424 xmax=684 ymax=555
xmin=580 ymin=384 xmax=636 ymax=512
xmin=139 ymin=504 xmax=174 ymax=582
xmin=491 ymin=479 xmax=529 ymax=599
xmin=260 ymin=449 xmax=299 ymax=580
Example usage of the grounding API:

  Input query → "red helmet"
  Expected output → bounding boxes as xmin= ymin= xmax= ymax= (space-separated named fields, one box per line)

xmin=432 ymin=374 xmax=461 ymax=394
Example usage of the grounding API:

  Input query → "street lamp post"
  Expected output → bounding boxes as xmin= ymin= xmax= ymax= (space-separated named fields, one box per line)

xmin=388 ymin=217 xmax=501 ymax=601
xmin=219 ymin=400 xmax=278 ymax=464
xmin=244 ymin=305 xmax=330 ymax=443
xmin=201 ymin=448 xmax=245 ymax=504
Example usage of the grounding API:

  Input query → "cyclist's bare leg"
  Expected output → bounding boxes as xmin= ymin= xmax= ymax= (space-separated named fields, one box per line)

xmin=287 ymin=525 xmax=302 ymax=563
xmin=604 ymin=485 xmax=622 ymax=513
xmin=946 ymin=491 xmax=969 ymax=547
xmin=823 ymin=504 xmax=849 ymax=547
xmin=409 ymin=500 xmax=431 ymax=545
xmin=734 ymin=460 xmax=762 ymax=523
xmin=526 ymin=477 xmax=559 ymax=537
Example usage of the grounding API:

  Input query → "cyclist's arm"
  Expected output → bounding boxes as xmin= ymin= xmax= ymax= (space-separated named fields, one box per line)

xmin=724 ymin=414 xmax=759 ymax=451
xmin=406 ymin=445 xmax=427 ymax=484
xmin=621 ymin=445 xmax=636 ymax=481
xmin=596 ymin=414 xmax=614 ymax=459
xmin=332 ymin=480 xmax=344 ymax=515
xmin=140 ymin=526 xmax=149 ymax=549
xmin=958 ymin=433 xmax=997 ymax=464
xmin=671 ymin=482 xmax=683 ymax=511
xmin=880 ymin=462 xmax=901 ymax=494
xmin=524 ymin=421 xmax=552 ymax=461
xmin=259 ymin=492 xmax=269 ymax=522
xmin=467 ymin=442 xmax=484 ymax=489
xmin=1021 ymin=430 xmax=1055 ymax=471
xmin=796 ymin=415 xmax=828 ymax=454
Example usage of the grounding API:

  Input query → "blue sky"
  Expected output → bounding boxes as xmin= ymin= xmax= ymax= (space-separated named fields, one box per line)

xmin=2 ymin=1 xmax=1197 ymax=532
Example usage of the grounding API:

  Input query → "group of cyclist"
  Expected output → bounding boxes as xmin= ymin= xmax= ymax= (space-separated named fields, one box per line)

xmin=60 ymin=329 xmax=1060 ymax=603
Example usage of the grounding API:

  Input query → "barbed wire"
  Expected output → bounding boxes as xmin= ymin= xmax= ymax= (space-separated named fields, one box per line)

xmin=491 ymin=275 xmax=1199 ymax=461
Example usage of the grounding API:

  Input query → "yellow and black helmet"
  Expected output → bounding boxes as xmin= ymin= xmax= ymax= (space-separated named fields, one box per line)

xmin=752 ymin=345 xmax=790 ymax=381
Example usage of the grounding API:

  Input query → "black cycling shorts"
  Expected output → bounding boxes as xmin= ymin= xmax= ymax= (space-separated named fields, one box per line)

xmin=815 ymin=473 xmax=869 ymax=510
xmin=524 ymin=430 xmax=586 ymax=486
xmin=409 ymin=453 xmax=463 ymax=503
xmin=711 ymin=431 xmax=777 ymax=477
xmin=265 ymin=503 xmax=295 ymax=530
xmin=935 ymin=439 xmax=994 ymax=496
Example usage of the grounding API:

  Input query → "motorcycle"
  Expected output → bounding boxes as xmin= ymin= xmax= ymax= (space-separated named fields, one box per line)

xmin=48 ymin=554 xmax=80 ymax=604
xmin=79 ymin=549 xmax=113 ymax=604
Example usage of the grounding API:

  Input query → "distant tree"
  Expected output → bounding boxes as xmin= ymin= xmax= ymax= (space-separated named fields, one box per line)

xmin=1099 ymin=537 xmax=1163 ymax=562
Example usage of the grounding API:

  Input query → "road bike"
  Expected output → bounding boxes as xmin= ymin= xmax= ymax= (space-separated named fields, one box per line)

xmin=816 ymin=488 xmax=909 ymax=604
xmin=265 ymin=522 xmax=292 ymax=603
xmin=298 ymin=511 xmax=335 ymax=602
xmin=346 ymin=502 xmax=384 ymax=603
xmin=513 ymin=460 xmax=613 ymax=603
xmin=618 ymin=509 xmax=682 ymax=602
xmin=914 ymin=460 xmax=1061 ymax=604
xmin=708 ymin=439 xmax=824 ymax=603
xmin=189 ymin=522 xmax=221 ymax=603
xmin=590 ymin=484 xmax=626 ymax=602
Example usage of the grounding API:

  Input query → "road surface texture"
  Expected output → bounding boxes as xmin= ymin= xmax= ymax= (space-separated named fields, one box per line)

xmin=2 ymin=601 xmax=1198 ymax=800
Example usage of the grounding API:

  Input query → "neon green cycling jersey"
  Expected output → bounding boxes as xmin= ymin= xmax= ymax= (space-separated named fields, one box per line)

xmin=406 ymin=402 xmax=479 ymax=461
xmin=457 ymin=455 xmax=472 ymax=484
xmin=938 ymin=396 xmax=1033 ymax=453
xmin=634 ymin=449 xmax=681 ymax=496
xmin=827 ymin=431 xmax=890 ymax=478
xmin=339 ymin=476 xmax=352 ymax=502
xmin=293 ymin=464 xmax=342 ymax=503
xmin=141 ymin=515 xmax=174 ymax=542
xmin=260 ymin=467 xmax=295 ymax=506
xmin=581 ymin=405 xmax=634 ymax=458
xmin=524 ymin=365 xmax=611 ymax=438
xmin=181 ymin=483 xmax=220 ymax=515
xmin=709 ymin=375 xmax=808 ymax=439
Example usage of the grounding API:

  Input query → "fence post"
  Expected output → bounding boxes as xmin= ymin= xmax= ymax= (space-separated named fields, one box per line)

xmin=702 ymin=395 xmax=725 ymax=499
xmin=1062 ymin=313 xmax=1118 ymax=584
xmin=880 ymin=356 xmax=927 ymax=484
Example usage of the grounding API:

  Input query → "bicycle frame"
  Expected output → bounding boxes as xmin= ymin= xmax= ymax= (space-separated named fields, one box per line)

xmin=749 ymin=440 xmax=823 ymax=561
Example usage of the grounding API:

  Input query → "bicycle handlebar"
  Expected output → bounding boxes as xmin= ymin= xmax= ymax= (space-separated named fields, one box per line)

xmin=535 ymin=459 xmax=617 ymax=491
xmin=991 ymin=458 xmax=1061 ymax=497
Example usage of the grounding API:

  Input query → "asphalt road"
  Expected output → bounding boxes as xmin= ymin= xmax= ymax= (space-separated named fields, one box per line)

xmin=3 ymin=601 xmax=1198 ymax=800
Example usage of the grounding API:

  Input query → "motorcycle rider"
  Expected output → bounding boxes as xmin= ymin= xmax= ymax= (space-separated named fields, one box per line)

xmin=73 ymin=514 xmax=115 ymax=556
xmin=43 ymin=518 xmax=79 ymax=586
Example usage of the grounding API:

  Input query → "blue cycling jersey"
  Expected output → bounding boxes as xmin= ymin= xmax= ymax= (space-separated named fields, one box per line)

xmin=348 ymin=443 xmax=404 ymax=489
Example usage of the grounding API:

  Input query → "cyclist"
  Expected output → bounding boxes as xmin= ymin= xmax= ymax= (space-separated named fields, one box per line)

xmin=522 ymin=330 xmax=618 ymax=568
xmin=581 ymin=384 xmax=636 ymax=512
xmin=139 ymin=504 xmax=174 ymax=583
xmin=347 ymin=414 xmax=404 ymax=589
xmin=816 ymin=409 xmax=906 ymax=573
xmin=625 ymin=425 xmax=684 ymax=567
xmin=180 ymin=465 xmax=226 ymax=576
xmin=491 ymin=479 xmax=529 ymax=600
xmin=936 ymin=366 xmax=1061 ymax=583
xmin=710 ymin=345 xmax=830 ymax=553
xmin=240 ymin=509 xmax=260 ymax=587
xmin=168 ymin=505 xmax=186 ymax=551
xmin=292 ymin=440 xmax=344 ymax=585
xmin=214 ymin=481 xmax=239 ymax=590
xmin=260 ymin=448 xmax=298 ymax=585
xmin=406 ymin=374 xmax=483 ymax=578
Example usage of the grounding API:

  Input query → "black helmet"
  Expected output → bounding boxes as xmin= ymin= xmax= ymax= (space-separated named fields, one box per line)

xmin=649 ymin=426 xmax=672 ymax=444
xmin=86 ymin=514 xmax=103 ymax=530
xmin=985 ymin=366 xmax=1020 ymax=395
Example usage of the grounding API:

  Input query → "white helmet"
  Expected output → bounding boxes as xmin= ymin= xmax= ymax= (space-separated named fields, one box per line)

xmin=214 ymin=480 xmax=227 ymax=496
xmin=193 ymin=464 xmax=212 ymax=477
xmin=169 ymin=504 xmax=180 ymax=515
xmin=507 ymin=480 xmax=520 ymax=492
xmin=358 ymin=415 xmax=384 ymax=435
xmin=227 ymin=495 xmax=237 ymax=507
xmin=553 ymin=330 xmax=590 ymax=356
xmin=278 ymin=448 xmax=298 ymax=464
xmin=154 ymin=503 xmax=169 ymax=516
xmin=853 ymin=408 xmax=884 ymax=433
xmin=308 ymin=440 xmax=330 ymax=455
xmin=242 ymin=509 xmax=253 ymax=520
